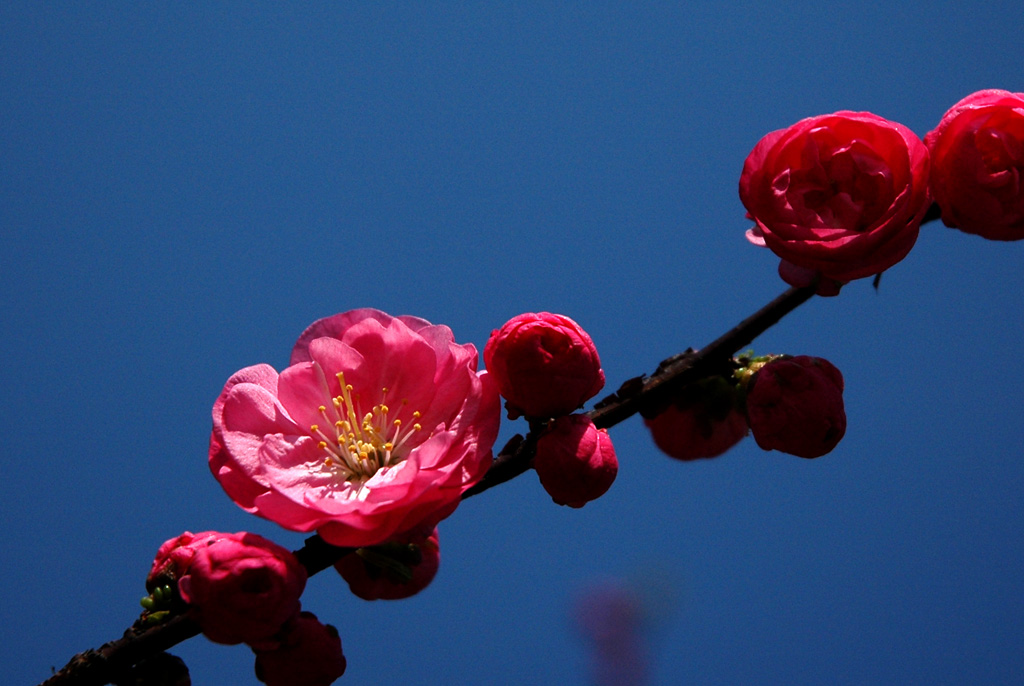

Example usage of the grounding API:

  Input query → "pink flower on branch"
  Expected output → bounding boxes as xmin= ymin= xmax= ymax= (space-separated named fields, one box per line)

xmin=210 ymin=309 xmax=501 ymax=548
xmin=534 ymin=414 xmax=618 ymax=508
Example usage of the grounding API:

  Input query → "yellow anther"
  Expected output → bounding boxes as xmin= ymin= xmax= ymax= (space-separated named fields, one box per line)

xmin=380 ymin=404 xmax=389 ymax=413
xmin=413 ymin=423 xmax=422 ymax=431
xmin=318 ymin=405 xmax=326 ymax=413
xmin=412 ymin=411 xmax=422 ymax=419
xmin=310 ymin=424 xmax=319 ymax=432
xmin=318 ymin=441 xmax=327 ymax=449
xmin=384 ymin=442 xmax=394 ymax=451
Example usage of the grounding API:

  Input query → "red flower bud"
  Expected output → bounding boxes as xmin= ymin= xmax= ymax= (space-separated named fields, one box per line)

xmin=254 ymin=611 xmax=347 ymax=686
xmin=334 ymin=527 xmax=440 ymax=601
xmin=534 ymin=414 xmax=617 ymax=507
xmin=147 ymin=531 xmax=222 ymax=592
xmin=484 ymin=312 xmax=605 ymax=419
xmin=643 ymin=375 xmax=748 ymax=461
xmin=177 ymin=532 xmax=307 ymax=648
xmin=745 ymin=356 xmax=846 ymax=459
xmin=925 ymin=89 xmax=1024 ymax=241
xmin=645 ymin=402 xmax=748 ymax=462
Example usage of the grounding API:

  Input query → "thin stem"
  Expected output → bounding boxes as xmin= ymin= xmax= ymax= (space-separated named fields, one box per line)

xmin=40 ymin=614 xmax=199 ymax=686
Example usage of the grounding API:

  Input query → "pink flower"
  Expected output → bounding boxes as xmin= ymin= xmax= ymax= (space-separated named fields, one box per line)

xmin=334 ymin=526 xmax=440 ymax=601
xmin=210 ymin=309 xmax=501 ymax=548
xmin=740 ymin=111 xmax=931 ymax=288
xmin=925 ymin=89 xmax=1024 ymax=240
xmin=534 ymin=414 xmax=618 ymax=508
xmin=484 ymin=312 xmax=605 ymax=419
xmin=177 ymin=532 xmax=307 ymax=647
xmin=254 ymin=612 xmax=347 ymax=686
xmin=745 ymin=356 xmax=846 ymax=459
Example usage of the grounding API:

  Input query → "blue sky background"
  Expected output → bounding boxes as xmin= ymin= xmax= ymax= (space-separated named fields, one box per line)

xmin=3 ymin=3 xmax=1023 ymax=685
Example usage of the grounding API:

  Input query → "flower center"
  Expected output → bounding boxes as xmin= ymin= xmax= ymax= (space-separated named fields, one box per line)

xmin=309 ymin=371 xmax=423 ymax=483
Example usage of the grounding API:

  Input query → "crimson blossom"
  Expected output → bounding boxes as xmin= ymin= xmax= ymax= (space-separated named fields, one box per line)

xmin=176 ymin=532 xmax=307 ymax=648
xmin=745 ymin=355 xmax=846 ymax=459
xmin=334 ymin=526 xmax=440 ymax=601
xmin=253 ymin=612 xmax=347 ymax=686
xmin=740 ymin=111 xmax=931 ymax=292
xmin=484 ymin=312 xmax=605 ymax=419
xmin=926 ymin=89 xmax=1024 ymax=241
xmin=210 ymin=309 xmax=501 ymax=548
xmin=534 ymin=414 xmax=618 ymax=508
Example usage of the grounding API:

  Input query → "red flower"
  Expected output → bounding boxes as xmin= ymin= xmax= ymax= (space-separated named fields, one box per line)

xmin=334 ymin=526 xmax=440 ymax=601
xmin=484 ymin=312 xmax=605 ymax=419
xmin=925 ymin=89 xmax=1024 ymax=241
xmin=745 ymin=356 xmax=846 ymax=459
xmin=740 ymin=111 xmax=931 ymax=288
xmin=533 ymin=414 xmax=617 ymax=508
xmin=254 ymin=612 xmax=346 ymax=686
xmin=177 ymin=532 xmax=307 ymax=648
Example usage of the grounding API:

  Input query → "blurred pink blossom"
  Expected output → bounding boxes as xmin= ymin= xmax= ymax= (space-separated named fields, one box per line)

xmin=253 ymin=611 xmax=346 ymax=686
xmin=335 ymin=526 xmax=440 ymax=601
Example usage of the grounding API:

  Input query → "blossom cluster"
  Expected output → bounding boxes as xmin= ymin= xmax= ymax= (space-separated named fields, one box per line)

xmin=146 ymin=531 xmax=345 ymax=686
xmin=644 ymin=355 xmax=846 ymax=461
xmin=113 ymin=87 xmax=1022 ymax=685
xmin=741 ymin=89 xmax=1024 ymax=294
xmin=485 ymin=312 xmax=617 ymax=508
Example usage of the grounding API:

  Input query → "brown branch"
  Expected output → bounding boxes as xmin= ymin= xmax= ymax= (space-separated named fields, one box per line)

xmin=38 ymin=282 xmax=816 ymax=686
xmin=40 ymin=615 xmax=199 ymax=686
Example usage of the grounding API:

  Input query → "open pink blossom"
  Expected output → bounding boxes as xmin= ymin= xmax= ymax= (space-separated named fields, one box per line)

xmin=210 ymin=309 xmax=501 ymax=548
xmin=177 ymin=532 xmax=307 ymax=647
